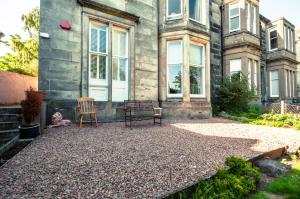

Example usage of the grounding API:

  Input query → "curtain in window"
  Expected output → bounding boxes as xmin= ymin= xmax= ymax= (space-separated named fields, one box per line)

xmin=168 ymin=0 xmax=181 ymax=16
xmin=189 ymin=0 xmax=202 ymax=22
xmin=271 ymin=70 xmax=279 ymax=97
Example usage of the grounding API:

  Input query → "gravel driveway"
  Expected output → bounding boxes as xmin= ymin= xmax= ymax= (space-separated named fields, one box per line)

xmin=1 ymin=118 xmax=299 ymax=199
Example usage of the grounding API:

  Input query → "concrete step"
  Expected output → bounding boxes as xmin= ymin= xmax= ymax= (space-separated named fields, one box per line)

xmin=0 ymin=122 xmax=20 ymax=131
xmin=0 ymin=114 xmax=20 ymax=122
xmin=0 ymin=106 xmax=21 ymax=114
xmin=0 ymin=129 xmax=19 ymax=141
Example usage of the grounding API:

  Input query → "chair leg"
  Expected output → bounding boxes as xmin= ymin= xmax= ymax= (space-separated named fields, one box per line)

xmin=79 ymin=115 xmax=83 ymax=128
xmin=94 ymin=113 xmax=98 ymax=126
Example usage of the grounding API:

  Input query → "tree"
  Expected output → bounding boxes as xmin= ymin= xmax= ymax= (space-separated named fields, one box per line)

xmin=0 ymin=7 xmax=39 ymax=76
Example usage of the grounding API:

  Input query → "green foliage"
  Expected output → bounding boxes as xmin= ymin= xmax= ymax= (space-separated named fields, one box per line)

xmin=0 ymin=7 xmax=39 ymax=77
xmin=252 ymin=161 xmax=300 ymax=199
xmin=168 ymin=157 xmax=261 ymax=199
xmin=216 ymin=74 xmax=256 ymax=113
xmin=250 ymin=113 xmax=300 ymax=130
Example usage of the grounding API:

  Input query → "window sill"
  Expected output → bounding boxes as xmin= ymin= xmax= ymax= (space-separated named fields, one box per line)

xmin=166 ymin=15 xmax=183 ymax=21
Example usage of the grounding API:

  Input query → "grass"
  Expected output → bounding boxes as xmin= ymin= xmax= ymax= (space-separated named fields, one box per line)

xmin=225 ymin=106 xmax=300 ymax=130
xmin=251 ymin=161 xmax=300 ymax=199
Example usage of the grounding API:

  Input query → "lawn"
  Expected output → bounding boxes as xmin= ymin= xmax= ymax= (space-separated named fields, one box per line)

xmin=251 ymin=161 xmax=300 ymax=199
xmin=225 ymin=106 xmax=300 ymax=130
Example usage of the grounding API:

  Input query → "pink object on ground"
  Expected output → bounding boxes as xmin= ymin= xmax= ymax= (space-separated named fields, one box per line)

xmin=48 ymin=112 xmax=72 ymax=128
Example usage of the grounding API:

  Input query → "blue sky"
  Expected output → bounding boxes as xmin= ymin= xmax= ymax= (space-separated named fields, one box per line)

xmin=0 ymin=0 xmax=299 ymax=56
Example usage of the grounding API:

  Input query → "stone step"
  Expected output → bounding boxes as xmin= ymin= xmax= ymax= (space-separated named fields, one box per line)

xmin=0 ymin=114 xmax=20 ymax=122
xmin=0 ymin=129 xmax=19 ymax=141
xmin=0 ymin=122 xmax=20 ymax=131
xmin=0 ymin=106 xmax=21 ymax=114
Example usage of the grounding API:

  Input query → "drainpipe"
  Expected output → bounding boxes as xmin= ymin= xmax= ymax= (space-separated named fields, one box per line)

xmin=220 ymin=3 xmax=224 ymax=84
xmin=80 ymin=6 xmax=84 ymax=97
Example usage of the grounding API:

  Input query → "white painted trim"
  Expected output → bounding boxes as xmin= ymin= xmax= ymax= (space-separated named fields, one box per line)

xmin=167 ymin=40 xmax=184 ymax=98
xmin=268 ymin=27 xmax=278 ymax=51
xmin=166 ymin=0 xmax=183 ymax=20
xmin=229 ymin=2 xmax=240 ymax=33
xmin=270 ymin=70 xmax=280 ymax=98
xmin=189 ymin=42 xmax=206 ymax=98
xmin=188 ymin=0 xmax=207 ymax=26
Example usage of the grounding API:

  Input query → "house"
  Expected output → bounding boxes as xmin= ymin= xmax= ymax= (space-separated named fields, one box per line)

xmin=296 ymin=29 xmax=300 ymax=96
xmin=39 ymin=0 xmax=297 ymax=123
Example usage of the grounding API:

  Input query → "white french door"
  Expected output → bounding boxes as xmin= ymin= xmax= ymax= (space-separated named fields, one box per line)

xmin=112 ymin=28 xmax=129 ymax=102
xmin=89 ymin=22 xmax=108 ymax=101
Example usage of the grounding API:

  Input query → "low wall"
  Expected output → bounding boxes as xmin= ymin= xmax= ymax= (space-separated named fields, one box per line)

xmin=0 ymin=71 xmax=38 ymax=105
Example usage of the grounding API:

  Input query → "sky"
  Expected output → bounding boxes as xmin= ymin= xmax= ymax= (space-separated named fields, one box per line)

xmin=0 ymin=0 xmax=39 ymax=56
xmin=0 ymin=0 xmax=299 ymax=56
xmin=260 ymin=0 xmax=300 ymax=28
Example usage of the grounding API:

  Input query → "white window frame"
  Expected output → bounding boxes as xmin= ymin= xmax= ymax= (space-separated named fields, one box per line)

xmin=89 ymin=22 xmax=109 ymax=86
xmin=189 ymin=42 xmax=206 ymax=98
xmin=246 ymin=2 xmax=251 ymax=32
xmin=253 ymin=60 xmax=258 ymax=95
xmin=189 ymin=0 xmax=206 ymax=25
xmin=112 ymin=28 xmax=129 ymax=82
xmin=269 ymin=28 xmax=278 ymax=51
xmin=285 ymin=69 xmax=289 ymax=97
xmin=167 ymin=0 xmax=183 ymax=20
xmin=252 ymin=5 xmax=257 ymax=34
xmin=270 ymin=70 xmax=280 ymax=98
xmin=229 ymin=3 xmax=240 ymax=33
xmin=248 ymin=59 xmax=252 ymax=89
xmin=230 ymin=59 xmax=242 ymax=78
xmin=167 ymin=40 xmax=183 ymax=98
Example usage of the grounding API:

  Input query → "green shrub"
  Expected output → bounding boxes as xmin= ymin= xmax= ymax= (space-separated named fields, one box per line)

xmin=216 ymin=74 xmax=255 ymax=113
xmin=169 ymin=157 xmax=261 ymax=199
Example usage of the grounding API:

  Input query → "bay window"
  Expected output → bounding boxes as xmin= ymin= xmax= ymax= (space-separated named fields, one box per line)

xmin=189 ymin=44 xmax=205 ymax=97
xmin=229 ymin=3 xmax=240 ymax=32
xmin=189 ymin=0 xmax=205 ymax=24
xmin=285 ymin=26 xmax=294 ymax=52
xmin=248 ymin=59 xmax=251 ymax=88
xmin=246 ymin=2 xmax=257 ymax=34
xmin=253 ymin=61 xmax=258 ymax=95
xmin=270 ymin=70 xmax=279 ymax=97
xmin=167 ymin=40 xmax=183 ymax=97
xmin=167 ymin=0 xmax=182 ymax=19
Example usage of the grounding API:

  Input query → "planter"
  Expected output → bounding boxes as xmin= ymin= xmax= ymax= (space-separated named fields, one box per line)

xmin=19 ymin=124 xmax=40 ymax=139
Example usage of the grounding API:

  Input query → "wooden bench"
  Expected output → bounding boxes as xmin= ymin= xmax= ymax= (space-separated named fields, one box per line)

xmin=124 ymin=100 xmax=162 ymax=128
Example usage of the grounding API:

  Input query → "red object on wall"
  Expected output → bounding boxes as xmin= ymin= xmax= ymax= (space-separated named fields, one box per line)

xmin=60 ymin=20 xmax=72 ymax=30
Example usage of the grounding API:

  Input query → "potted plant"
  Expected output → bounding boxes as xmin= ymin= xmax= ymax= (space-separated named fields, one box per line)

xmin=19 ymin=87 xmax=44 ymax=139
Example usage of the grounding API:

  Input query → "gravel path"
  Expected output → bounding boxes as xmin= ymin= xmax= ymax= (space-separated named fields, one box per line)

xmin=0 ymin=118 xmax=299 ymax=199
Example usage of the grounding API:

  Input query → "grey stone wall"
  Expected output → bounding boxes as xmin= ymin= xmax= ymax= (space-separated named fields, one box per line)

xmin=209 ymin=0 xmax=222 ymax=102
xmin=39 ymin=0 xmax=158 ymax=123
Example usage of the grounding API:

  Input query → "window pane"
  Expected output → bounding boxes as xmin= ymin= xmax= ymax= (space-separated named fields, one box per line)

xmin=168 ymin=0 xmax=181 ymax=16
xmin=272 ymin=80 xmax=279 ymax=96
xmin=99 ymin=56 xmax=106 ymax=80
xmin=91 ymin=28 xmax=98 ymax=52
xmin=119 ymin=58 xmax=127 ymax=81
xmin=119 ymin=31 xmax=127 ymax=57
xmin=271 ymin=70 xmax=279 ymax=80
xmin=99 ymin=30 xmax=107 ymax=53
xmin=190 ymin=66 xmax=203 ymax=95
xmin=270 ymin=30 xmax=277 ymax=39
xmin=230 ymin=59 xmax=241 ymax=74
xmin=230 ymin=7 xmax=239 ymax=16
xmin=113 ymin=31 xmax=119 ymax=56
xmin=112 ymin=57 xmax=118 ymax=80
xmin=190 ymin=44 xmax=203 ymax=66
xmin=230 ymin=17 xmax=239 ymax=31
xmin=90 ymin=55 xmax=97 ymax=79
xmin=248 ymin=60 xmax=251 ymax=88
xmin=271 ymin=38 xmax=278 ymax=49
xmin=169 ymin=64 xmax=182 ymax=94
xmin=168 ymin=41 xmax=182 ymax=64
xmin=189 ymin=0 xmax=202 ymax=22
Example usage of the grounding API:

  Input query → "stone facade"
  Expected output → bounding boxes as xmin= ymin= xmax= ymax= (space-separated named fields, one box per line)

xmin=264 ymin=18 xmax=298 ymax=101
xmin=296 ymin=29 xmax=300 ymax=96
xmin=39 ymin=0 xmax=298 ymax=123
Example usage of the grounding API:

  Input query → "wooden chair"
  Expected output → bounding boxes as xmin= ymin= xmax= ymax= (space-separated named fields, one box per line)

xmin=77 ymin=97 xmax=98 ymax=128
